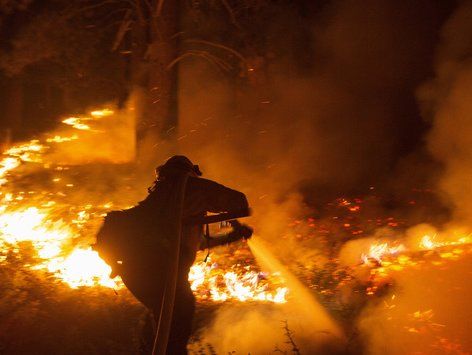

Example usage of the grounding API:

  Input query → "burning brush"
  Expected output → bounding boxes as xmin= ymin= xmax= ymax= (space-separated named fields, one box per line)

xmin=0 ymin=108 xmax=288 ymax=304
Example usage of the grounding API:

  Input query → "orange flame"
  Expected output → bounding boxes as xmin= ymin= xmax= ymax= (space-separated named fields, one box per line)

xmin=189 ymin=260 xmax=288 ymax=303
xmin=0 ymin=108 xmax=288 ymax=302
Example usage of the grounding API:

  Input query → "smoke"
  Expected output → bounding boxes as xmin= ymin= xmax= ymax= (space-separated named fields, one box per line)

xmin=125 ymin=1 xmax=471 ymax=353
xmin=417 ymin=0 xmax=472 ymax=227
xmin=172 ymin=0 xmax=452 ymax=241
xmin=157 ymin=0 xmax=457 ymax=352
xmin=349 ymin=4 xmax=472 ymax=352
xmin=357 ymin=255 xmax=472 ymax=355
xmin=2 ymin=0 xmax=464 ymax=352
xmin=197 ymin=237 xmax=345 ymax=354
xmin=199 ymin=303 xmax=344 ymax=354
xmin=337 ymin=220 xmax=472 ymax=354
xmin=172 ymin=0 xmax=437 ymax=268
xmin=177 ymin=0 xmax=446 ymax=197
xmin=43 ymin=101 xmax=136 ymax=166
xmin=0 ymin=94 xmax=147 ymax=235
xmin=349 ymin=6 xmax=472 ymax=352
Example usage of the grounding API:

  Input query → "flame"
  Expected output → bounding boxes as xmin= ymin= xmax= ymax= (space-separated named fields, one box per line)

xmin=0 ymin=204 xmax=122 ymax=288
xmin=47 ymin=248 xmax=120 ymax=289
xmin=420 ymin=235 xmax=436 ymax=249
xmin=0 ymin=108 xmax=288 ymax=302
xmin=0 ymin=207 xmax=69 ymax=259
xmin=62 ymin=117 xmax=92 ymax=131
xmin=1 ymin=140 xmax=47 ymax=185
xmin=4 ymin=140 xmax=45 ymax=161
xmin=361 ymin=242 xmax=406 ymax=264
xmin=189 ymin=260 xmax=288 ymax=303
xmin=0 ymin=110 xmax=131 ymax=289
xmin=0 ymin=157 xmax=21 ymax=185
xmin=90 ymin=108 xmax=114 ymax=117
xmin=361 ymin=232 xmax=471 ymax=268
xmin=359 ymin=233 xmax=471 ymax=296
xmin=61 ymin=109 xmax=114 ymax=131
xmin=46 ymin=135 xmax=79 ymax=143
xmin=420 ymin=234 xmax=471 ymax=250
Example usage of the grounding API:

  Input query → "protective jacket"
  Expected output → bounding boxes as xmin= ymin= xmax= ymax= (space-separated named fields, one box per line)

xmin=120 ymin=174 xmax=249 ymax=354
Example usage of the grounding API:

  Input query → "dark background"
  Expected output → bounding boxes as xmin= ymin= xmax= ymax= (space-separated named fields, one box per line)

xmin=0 ymin=0 xmax=460 ymax=195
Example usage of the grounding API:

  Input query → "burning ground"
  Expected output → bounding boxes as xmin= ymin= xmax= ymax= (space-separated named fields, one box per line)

xmin=0 ymin=109 xmax=471 ymax=354
xmin=1 ymin=0 xmax=472 ymax=353
xmin=0 ymin=109 xmax=291 ymax=353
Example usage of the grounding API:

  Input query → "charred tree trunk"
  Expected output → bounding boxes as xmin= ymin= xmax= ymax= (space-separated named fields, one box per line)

xmin=132 ymin=0 xmax=181 ymax=162
xmin=3 ymin=75 xmax=24 ymax=142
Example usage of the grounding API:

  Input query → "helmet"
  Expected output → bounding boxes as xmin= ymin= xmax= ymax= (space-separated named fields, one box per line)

xmin=155 ymin=155 xmax=202 ymax=179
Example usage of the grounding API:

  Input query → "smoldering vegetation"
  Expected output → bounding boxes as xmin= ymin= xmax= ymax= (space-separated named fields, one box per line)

xmin=171 ymin=1 xmax=472 ymax=354
xmin=347 ymin=3 xmax=472 ymax=354
xmin=418 ymin=0 xmax=472 ymax=227
xmin=1 ymin=0 xmax=472 ymax=354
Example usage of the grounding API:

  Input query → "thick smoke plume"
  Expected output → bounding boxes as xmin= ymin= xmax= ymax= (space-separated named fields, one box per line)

xmin=175 ymin=0 xmax=448 ymax=213
xmin=31 ymin=1 xmax=465 ymax=352
xmin=199 ymin=237 xmax=347 ymax=354
xmin=44 ymin=102 xmax=136 ymax=166
xmin=339 ymin=3 xmax=472 ymax=354
xmin=357 ymin=256 xmax=472 ymax=354
xmin=164 ymin=1 xmax=456 ymax=352
xmin=418 ymin=0 xmax=472 ymax=227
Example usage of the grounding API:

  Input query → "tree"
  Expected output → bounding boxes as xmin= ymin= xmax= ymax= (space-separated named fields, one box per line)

xmin=0 ymin=0 xmax=127 ymax=139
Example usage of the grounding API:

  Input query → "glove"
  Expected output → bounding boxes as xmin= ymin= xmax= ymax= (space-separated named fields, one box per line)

xmin=229 ymin=220 xmax=253 ymax=240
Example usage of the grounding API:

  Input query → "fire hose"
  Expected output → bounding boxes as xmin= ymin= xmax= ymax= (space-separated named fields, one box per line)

xmin=183 ymin=208 xmax=252 ymax=226
xmin=151 ymin=185 xmax=251 ymax=355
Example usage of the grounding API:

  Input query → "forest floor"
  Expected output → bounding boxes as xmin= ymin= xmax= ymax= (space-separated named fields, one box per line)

xmin=1 ymin=161 xmax=470 ymax=354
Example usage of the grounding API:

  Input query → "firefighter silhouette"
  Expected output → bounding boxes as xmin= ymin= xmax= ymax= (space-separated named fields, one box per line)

xmin=95 ymin=156 xmax=252 ymax=354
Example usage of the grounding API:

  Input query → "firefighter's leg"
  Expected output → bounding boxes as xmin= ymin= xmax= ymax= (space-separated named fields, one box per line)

xmin=166 ymin=283 xmax=196 ymax=355
xmin=139 ymin=310 xmax=155 ymax=354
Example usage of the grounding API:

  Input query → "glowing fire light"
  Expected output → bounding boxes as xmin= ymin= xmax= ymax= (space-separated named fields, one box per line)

xmin=361 ymin=242 xmax=406 ymax=264
xmin=0 ymin=108 xmax=288 ymax=303
xmin=0 ymin=204 xmax=122 ymax=288
xmin=420 ymin=234 xmax=471 ymax=250
xmin=62 ymin=117 xmax=91 ymax=131
xmin=1 ymin=140 xmax=47 ymax=185
xmin=360 ymin=233 xmax=472 ymax=297
xmin=0 ymin=157 xmax=21 ymax=184
xmin=90 ymin=108 xmax=114 ymax=117
xmin=47 ymin=248 xmax=120 ymax=289
xmin=189 ymin=261 xmax=288 ymax=303
xmin=46 ymin=135 xmax=79 ymax=143
xmin=0 ymin=207 xmax=69 ymax=259
xmin=4 ymin=139 xmax=45 ymax=159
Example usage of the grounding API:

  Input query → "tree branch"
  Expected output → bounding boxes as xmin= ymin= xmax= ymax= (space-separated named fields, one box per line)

xmin=166 ymin=50 xmax=231 ymax=74
xmin=184 ymin=39 xmax=247 ymax=67
xmin=281 ymin=320 xmax=301 ymax=355
xmin=220 ymin=0 xmax=241 ymax=29
xmin=156 ymin=0 xmax=164 ymax=17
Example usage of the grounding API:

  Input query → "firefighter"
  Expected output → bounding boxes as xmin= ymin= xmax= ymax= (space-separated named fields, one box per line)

xmin=120 ymin=156 xmax=252 ymax=355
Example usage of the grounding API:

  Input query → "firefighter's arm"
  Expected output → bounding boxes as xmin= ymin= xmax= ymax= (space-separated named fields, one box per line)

xmin=199 ymin=220 xmax=253 ymax=250
xmin=196 ymin=178 xmax=249 ymax=214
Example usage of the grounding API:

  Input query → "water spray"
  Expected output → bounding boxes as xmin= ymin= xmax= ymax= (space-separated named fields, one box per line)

xmin=248 ymin=236 xmax=346 ymax=349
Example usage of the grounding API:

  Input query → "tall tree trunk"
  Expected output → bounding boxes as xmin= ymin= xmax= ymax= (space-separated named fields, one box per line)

xmin=132 ymin=0 xmax=181 ymax=163
xmin=150 ymin=0 xmax=180 ymax=137
xmin=3 ymin=76 xmax=24 ymax=142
